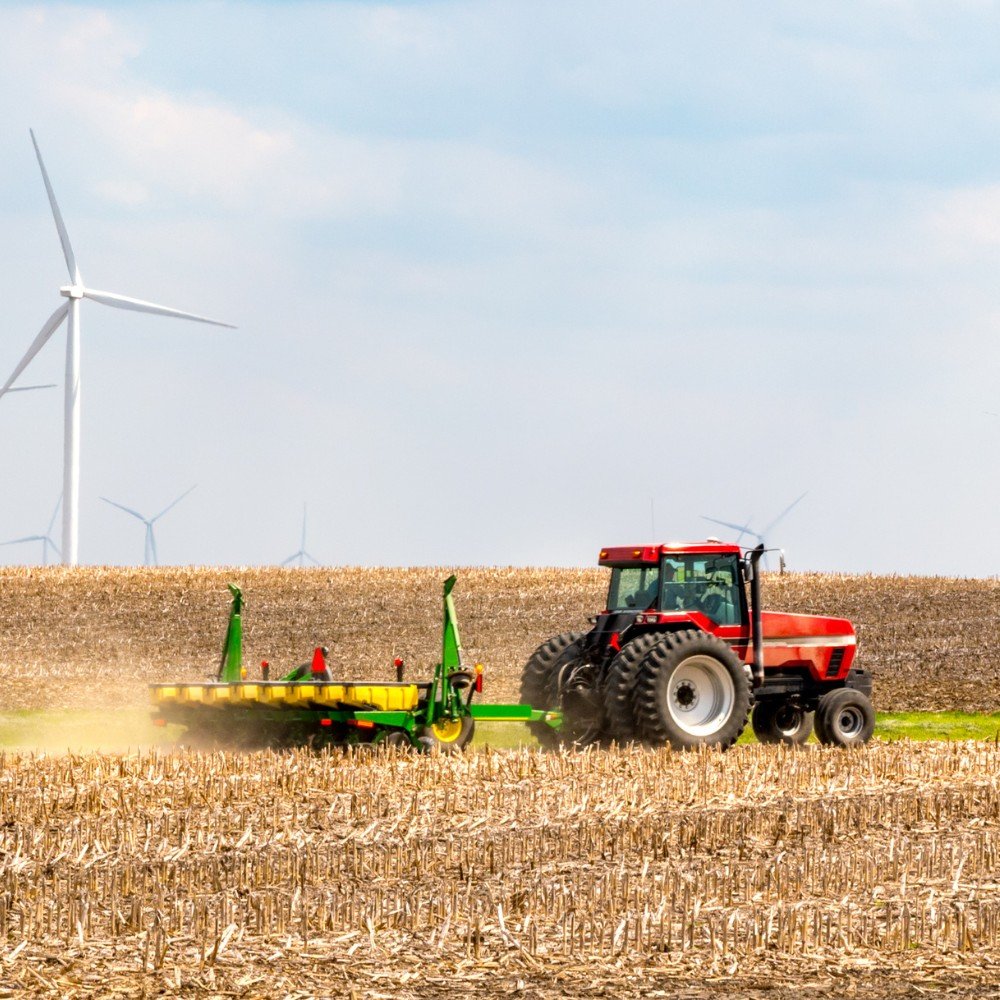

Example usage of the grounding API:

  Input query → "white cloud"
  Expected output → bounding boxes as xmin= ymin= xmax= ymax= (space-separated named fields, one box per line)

xmin=928 ymin=185 xmax=1000 ymax=250
xmin=94 ymin=178 xmax=149 ymax=207
xmin=3 ymin=8 xmax=584 ymax=234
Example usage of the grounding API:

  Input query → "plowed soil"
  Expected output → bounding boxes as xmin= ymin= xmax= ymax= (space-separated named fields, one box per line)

xmin=0 ymin=566 xmax=997 ymax=713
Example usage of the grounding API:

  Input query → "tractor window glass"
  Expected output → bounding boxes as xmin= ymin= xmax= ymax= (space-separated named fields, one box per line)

xmin=661 ymin=555 xmax=743 ymax=625
xmin=607 ymin=566 xmax=660 ymax=610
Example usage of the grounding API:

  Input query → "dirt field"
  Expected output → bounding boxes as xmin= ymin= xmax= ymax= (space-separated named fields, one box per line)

xmin=1 ymin=742 xmax=999 ymax=997
xmin=1 ymin=566 xmax=1000 ymax=997
xmin=0 ymin=566 xmax=998 ymax=712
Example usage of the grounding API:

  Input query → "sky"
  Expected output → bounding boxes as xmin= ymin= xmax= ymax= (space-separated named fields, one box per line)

xmin=0 ymin=1 xmax=999 ymax=575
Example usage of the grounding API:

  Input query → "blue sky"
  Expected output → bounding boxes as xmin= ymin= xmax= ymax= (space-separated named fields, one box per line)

xmin=0 ymin=2 xmax=998 ymax=574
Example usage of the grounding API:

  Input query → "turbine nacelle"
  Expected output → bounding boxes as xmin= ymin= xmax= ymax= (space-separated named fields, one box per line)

xmin=60 ymin=285 xmax=85 ymax=299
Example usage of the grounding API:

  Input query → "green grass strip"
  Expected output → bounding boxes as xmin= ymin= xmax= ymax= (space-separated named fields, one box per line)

xmin=1 ymin=709 xmax=999 ymax=753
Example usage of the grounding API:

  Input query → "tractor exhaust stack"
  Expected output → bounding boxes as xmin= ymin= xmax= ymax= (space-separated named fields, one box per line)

xmin=748 ymin=543 xmax=765 ymax=688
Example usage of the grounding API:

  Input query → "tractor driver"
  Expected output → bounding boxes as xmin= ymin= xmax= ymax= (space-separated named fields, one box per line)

xmin=661 ymin=561 xmax=685 ymax=611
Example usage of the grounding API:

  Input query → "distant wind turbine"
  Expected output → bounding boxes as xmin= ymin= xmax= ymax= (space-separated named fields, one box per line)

xmin=282 ymin=505 xmax=321 ymax=567
xmin=0 ymin=495 xmax=62 ymax=565
xmin=101 ymin=486 xmax=197 ymax=566
xmin=705 ymin=513 xmax=756 ymax=545
xmin=702 ymin=492 xmax=808 ymax=567
xmin=0 ymin=129 xmax=234 ymax=566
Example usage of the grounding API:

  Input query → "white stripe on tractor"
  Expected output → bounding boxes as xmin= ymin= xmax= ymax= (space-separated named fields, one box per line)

xmin=759 ymin=635 xmax=856 ymax=648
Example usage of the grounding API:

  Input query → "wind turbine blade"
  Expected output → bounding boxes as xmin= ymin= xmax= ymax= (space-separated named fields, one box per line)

xmin=47 ymin=537 xmax=62 ymax=559
xmin=0 ymin=536 xmax=45 ymax=546
xmin=100 ymin=497 xmax=148 ymax=523
xmin=6 ymin=384 xmax=56 ymax=392
xmin=762 ymin=492 xmax=809 ymax=538
xmin=30 ymin=130 xmax=80 ymax=283
xmin=303 ymin=552 xmax=322 ymax=567
xmin=152 ymin=485 xmax=197 ymax=523
xmin=47 ymin=496 xmax=62 ymax=536
xmin=732 ymin=515 xmax=757 ymax=545
xmin=0 ymin=303 xmax=69 ymax=399
xmin=281 ymin=552 xmax=302 ymax=567
xmin=83 ymin=288 xmax=235 ymax=328
xmin=149 ymin=526 xmax=158 ymax=567
xmin=701 ymin=515 xmax=753 ymax=536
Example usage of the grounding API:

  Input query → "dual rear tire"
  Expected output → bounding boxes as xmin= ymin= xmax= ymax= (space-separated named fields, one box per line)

xmin=631 ymin=631 xmax=752 ymax=750
xmin=523 ymin=629 xmax=752 ymax=750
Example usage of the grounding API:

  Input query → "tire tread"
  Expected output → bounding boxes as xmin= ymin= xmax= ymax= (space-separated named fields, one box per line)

xmin=634 ymin=630 xmax=751 ymax=750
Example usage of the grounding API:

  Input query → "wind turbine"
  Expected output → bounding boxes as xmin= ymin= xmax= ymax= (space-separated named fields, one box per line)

xmin=704 ymin=514 xmax=756 ymax=545
xmin=701 ymin=492 xmax=808 ymax=567
xmin=0 ymin=129 xmax=234 ymax=566
xmin=0 ymin=495 xmax=62 ymax=565
xmin=282 ymin=505 xmax=321 ymax=567
xmin=100 ymin=486 xmax=197 ymax=566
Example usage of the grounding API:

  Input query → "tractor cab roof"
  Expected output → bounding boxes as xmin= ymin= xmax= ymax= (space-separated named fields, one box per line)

xmin=598 ymin=541 xmax=743 ymax=565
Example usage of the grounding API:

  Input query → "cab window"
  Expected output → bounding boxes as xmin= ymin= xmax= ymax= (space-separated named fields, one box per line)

xmin=607 ymin=565 xmax=660 ymax=610
xmin=661 ymin=555 xmax=743 ymax=625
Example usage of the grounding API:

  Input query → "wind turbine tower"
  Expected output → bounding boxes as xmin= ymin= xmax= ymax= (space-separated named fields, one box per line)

xmin=0 ymin=130 xmax=234 ymax=565
xmin=282 ymin=505 xmax=321 ymax=567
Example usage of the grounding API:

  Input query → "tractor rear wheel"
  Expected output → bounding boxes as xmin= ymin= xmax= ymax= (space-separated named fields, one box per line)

xmin=604 ymin=634 xmax=662 ymax=742
xmin=814 ymin=689 xmax=875 ymax=747
xmin=751 ymin=700 xmax=814 ymax=745
xmin=520 ymin=631 xmax=603 ymax=748
xmin=633 ymin=631 xmax=751 ymax=750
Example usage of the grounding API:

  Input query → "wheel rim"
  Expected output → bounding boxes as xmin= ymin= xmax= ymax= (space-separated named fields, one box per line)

xmin=430 ymin=718 xmax=464 ymax=743
xmin=667 ymin=655 xmax=735 ymax=737
xmin=774 ymin=704 xmax=803 ymax=736
xmin=835 ymin=706 xmax=865 ymax=738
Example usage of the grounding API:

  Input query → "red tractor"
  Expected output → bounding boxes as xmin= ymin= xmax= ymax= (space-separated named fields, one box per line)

xmin=521 ymin=542 xmax=874 ymax=749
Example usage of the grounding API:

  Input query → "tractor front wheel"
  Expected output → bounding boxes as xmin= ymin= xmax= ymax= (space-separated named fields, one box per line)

xmin=751 ymin=700 xmax=814 ymax=745
xmin=814 ymin=689 xmax=875 ymax=747
xmin=633 ymin=631 xmax=751 ymax=750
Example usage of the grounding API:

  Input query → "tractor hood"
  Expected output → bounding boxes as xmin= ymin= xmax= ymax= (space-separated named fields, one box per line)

xmin=759 ymin=611 xmax=856 ymax=644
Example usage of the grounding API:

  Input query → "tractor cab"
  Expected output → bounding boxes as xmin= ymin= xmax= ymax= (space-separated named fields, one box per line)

xmin=600 ymin=543 xmax=747 ymax=627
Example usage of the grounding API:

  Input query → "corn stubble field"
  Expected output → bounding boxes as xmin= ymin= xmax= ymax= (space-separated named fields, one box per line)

xmin=1 ymin=566 xmax=1000 ymax=997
